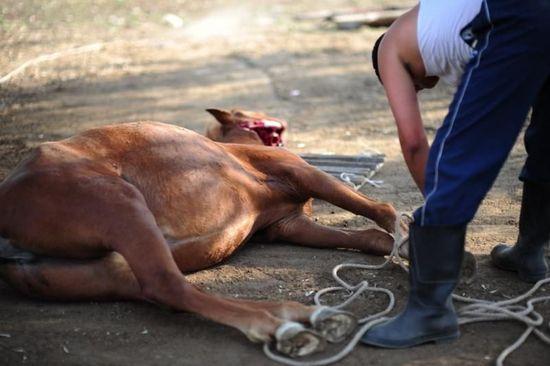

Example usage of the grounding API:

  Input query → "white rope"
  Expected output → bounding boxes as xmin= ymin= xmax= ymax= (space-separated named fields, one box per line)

xmin=339 ymin=160 xmax=385 ymax=190
xmin=339 ymin=157 xmax=385 ymax=190
xmin=339 ymin=172 xmax=384 ymax=190
xmin=264 ymin=213 xmax=550 ymax=366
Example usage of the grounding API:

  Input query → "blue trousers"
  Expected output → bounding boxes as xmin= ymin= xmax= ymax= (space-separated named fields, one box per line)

xmin=415 ymin=0 xmax=550 ymax=226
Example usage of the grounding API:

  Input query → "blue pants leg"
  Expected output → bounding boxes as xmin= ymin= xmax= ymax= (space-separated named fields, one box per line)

xmin=361 ymin=0 xmax=550 ymax=349
xmin=416 ymin=0 xmax=550 ymax=226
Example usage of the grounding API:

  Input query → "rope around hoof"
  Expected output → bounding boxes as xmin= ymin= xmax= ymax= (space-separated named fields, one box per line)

xmin=263 ymin=213 xmax=550 ymax=366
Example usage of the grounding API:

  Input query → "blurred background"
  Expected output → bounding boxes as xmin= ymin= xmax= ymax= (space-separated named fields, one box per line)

xmin=1 ymin=1 xmax=548 ymax=365
xmin=1 ymin=0 xmax=425 ymax=158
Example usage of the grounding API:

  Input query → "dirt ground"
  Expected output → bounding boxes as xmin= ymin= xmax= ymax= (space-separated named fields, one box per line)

xmin=0 ymin=1 xmax=548 ymax=365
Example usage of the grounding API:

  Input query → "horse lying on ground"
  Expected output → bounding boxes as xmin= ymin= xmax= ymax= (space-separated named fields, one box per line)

xmin=0 ymin=109 xmax=399 ymax=357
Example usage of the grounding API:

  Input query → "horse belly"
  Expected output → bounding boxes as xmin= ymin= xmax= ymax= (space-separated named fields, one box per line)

xmin=168 ymin=211 xmax=256 ymax=272
xmin=142 ymin=171 xmax=259 ymax=241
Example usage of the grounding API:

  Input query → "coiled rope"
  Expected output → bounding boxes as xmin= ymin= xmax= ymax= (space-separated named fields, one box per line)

xmin=264 ymin=213 xmax=550 ymax=366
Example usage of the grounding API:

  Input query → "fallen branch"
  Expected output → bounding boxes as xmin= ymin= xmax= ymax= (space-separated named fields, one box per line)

xmin=0 ymin=43 xmax=104 ymax=85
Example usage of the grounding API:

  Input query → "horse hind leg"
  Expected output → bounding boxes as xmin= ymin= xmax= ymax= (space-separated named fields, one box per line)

xmin=0 ymin=252 xmax=141 ymax=301
xmin=0 ymin=236 xmax=37 ymax=264
xmin=0 ymin=220 xmax=136 ymax=301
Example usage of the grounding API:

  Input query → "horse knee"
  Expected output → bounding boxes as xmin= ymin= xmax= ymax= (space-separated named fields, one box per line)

xmin=139 ymin=270 xmax=193 ymax=308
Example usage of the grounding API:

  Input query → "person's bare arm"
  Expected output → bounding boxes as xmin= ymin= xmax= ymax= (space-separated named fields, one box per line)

xmin=378 ymin=39 xmax=429 ymax=194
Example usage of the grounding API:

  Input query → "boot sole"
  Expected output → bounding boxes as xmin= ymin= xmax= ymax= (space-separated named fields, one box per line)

xmin=491 ymin=244 xmax=548 ymax=283
xmin=493 ymin=261 xmax=547 ymax=284
xmin=362 ymin=330 xmax=460 ymax=349
xmin=517 ymin=271 xmax=548 ymax=284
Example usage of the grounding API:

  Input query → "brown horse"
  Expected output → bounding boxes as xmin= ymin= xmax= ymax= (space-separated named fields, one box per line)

xmin=0 ymin=109 xmax=398 ymax=357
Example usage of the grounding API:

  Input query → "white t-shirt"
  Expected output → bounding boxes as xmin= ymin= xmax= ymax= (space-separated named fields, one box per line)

xmin=417 ymin=0 xmax=483 ymax=86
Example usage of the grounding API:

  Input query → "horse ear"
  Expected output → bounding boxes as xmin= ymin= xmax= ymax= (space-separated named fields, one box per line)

xmin=206 ymin=109 xmax=233 ymax=125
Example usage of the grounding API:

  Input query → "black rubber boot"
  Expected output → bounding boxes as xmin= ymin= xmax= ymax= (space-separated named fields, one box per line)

xmin=361 ymin=223 xmax=466 ymax=348
xmin=491 ymin=181 xmax=550 ymax=283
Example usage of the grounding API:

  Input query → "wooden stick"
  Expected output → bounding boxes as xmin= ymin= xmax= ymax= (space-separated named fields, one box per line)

xmin=0 ymin=43 xmax=104 ymax=85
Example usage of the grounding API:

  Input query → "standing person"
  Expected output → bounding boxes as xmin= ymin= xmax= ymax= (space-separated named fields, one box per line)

xmin=361 ymin=0 xmax=550 ymax=348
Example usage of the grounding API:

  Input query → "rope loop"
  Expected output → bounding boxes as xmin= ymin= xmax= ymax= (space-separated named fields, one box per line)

xmin=264 ymin=213 xmax=550 ymax=366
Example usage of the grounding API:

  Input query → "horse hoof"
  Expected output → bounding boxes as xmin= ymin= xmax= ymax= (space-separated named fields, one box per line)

xmin=275 ymin=322 xmax=326 ymax=358
xmin=310 ymin=307 xmax=358 ymax=343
